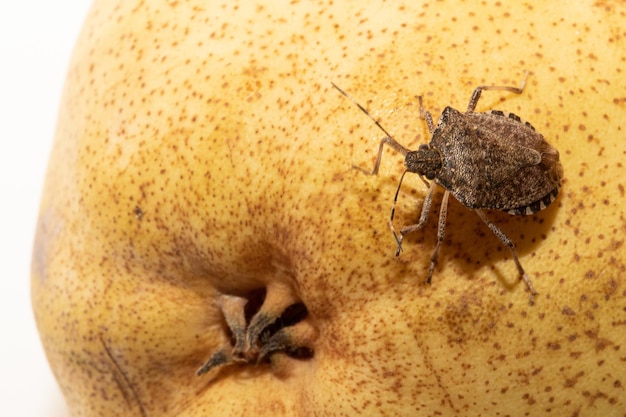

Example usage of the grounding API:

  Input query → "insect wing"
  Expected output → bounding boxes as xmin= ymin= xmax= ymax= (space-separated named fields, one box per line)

xmin=432 ymin=109 xmax=561 ymax=212
xmin=469 ymin=111 xmax=561 ymax=212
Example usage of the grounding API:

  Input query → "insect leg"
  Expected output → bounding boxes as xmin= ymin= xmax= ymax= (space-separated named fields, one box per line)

xmin=418 ymin=96 xmax=435 ymax=134
xmin=353 ymin=136 xmax=408 ymax=176
xmin=392 ymin=180 xmax=437 ymax=256
xmin=474 ymin=209 xmax=538 ymax=304
xmin=425 ymin=190 xmax=450 ymax=284
xmin=466 ymin=71 xmax=530 ymax=113
xmin=331 ymin=82 xmax=410 ymax=174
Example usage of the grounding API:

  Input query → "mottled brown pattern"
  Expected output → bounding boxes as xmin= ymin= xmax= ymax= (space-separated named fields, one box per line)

xmin=339 ymin=76 xmax=562 ymax=302
xmin=32 ymin=0 xmax=626 ymax=416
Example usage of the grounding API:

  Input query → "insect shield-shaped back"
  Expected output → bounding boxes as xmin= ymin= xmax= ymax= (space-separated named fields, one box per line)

xmin=404 ymin=144 xmax=442 ymax=180
xmin=426 ymin=107 xmax=563 ymax=215
xmin=331 ymin=74 xmax=563 ymax=305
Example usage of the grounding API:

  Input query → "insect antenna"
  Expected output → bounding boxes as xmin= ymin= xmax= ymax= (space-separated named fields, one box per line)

xmin=331 ymin=82 xmax=410 ymax=168
xmin=331 ymin=82 xmax=397 ymax=139
xmin=332 ymin=82 xmax=419 ymax=252
xmin=389 ymin=170 xmax=409 ymax=254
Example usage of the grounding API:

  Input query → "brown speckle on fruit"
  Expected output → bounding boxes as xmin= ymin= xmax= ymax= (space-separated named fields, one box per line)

xmin=133 ymin=206 xmax=144 ymax=220
xmin=31 ymin=0 xmax=626 ymax=416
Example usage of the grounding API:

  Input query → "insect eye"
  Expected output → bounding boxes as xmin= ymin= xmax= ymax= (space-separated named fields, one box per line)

xmin=418 ymin=144 xmax=429 ymax=151
xmin=425 ymin=171 xmax=436 ymax=180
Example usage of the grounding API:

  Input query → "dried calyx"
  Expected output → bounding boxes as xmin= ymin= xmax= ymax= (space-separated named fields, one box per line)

xmin=197 ymin=282 xmax=316 ymax=377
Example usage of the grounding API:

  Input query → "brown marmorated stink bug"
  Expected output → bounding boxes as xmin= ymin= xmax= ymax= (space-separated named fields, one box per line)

xmin=333 ymin=73 xmax=563 ymax=304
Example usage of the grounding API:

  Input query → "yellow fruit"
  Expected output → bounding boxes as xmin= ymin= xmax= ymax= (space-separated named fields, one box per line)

xmin=33 ymin=0 xmax=626 ymax=415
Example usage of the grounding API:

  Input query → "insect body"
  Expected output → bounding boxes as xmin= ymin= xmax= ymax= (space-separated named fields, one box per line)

xmin=333 ymin=74 xmax=563 ymax=304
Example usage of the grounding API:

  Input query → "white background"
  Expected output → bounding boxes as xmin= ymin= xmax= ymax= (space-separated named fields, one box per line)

xmin=0 ymin=2 xmax=92 ymax=416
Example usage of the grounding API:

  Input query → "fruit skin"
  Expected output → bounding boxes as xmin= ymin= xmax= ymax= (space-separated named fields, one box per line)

xmin=32 ymin=0 xmax=626 ymax=416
